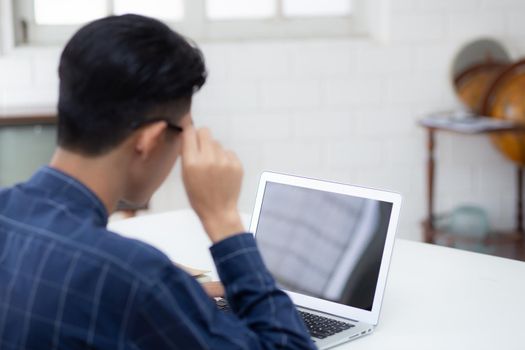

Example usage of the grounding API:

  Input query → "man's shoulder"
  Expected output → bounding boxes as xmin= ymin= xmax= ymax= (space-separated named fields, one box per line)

xmin=92 ymin=227 xmax=176 ymax=284
xmin=1 ymin=204 xmax=175 ymax=289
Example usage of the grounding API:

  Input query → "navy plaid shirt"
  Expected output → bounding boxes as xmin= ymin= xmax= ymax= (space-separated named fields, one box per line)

xmin=0 ymin=166 xmax=315 ymax=349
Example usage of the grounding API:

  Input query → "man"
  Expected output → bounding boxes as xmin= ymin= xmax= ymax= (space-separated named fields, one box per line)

xmin=0 ymin=14 xmax=315 ymax=349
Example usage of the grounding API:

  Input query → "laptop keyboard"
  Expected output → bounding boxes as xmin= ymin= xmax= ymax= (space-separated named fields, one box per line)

xmin=215 ymin=297 xmax=231 ymax=312
xmin=215 ymin=298 xmax=354 ymax=339
xmin=298 ymin=310 xmax=354 ymax=339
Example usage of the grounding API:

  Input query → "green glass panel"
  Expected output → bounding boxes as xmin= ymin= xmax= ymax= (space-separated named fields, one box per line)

xmin=0 ymin=125 xmax=56 ymax=187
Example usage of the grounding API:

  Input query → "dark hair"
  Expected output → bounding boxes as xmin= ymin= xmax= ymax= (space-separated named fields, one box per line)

xmin=57 ymin=14 xmax=207 ymax=155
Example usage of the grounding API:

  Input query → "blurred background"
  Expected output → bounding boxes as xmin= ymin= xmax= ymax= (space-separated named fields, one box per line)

xmin=0 ymin=0 xmax=524 ymax=258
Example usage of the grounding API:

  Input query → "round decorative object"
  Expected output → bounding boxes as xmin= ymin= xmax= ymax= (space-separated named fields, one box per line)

xmin=448 ymin=206 xmax=490 ymax=238
xmin=433 ymin=205 xmax=491 ymax=253
xmin=434 ymin=205 xmax=490 ymax=238
xmin=482 ymin=59 xmax=525 ymax=166
xmin=454 ymin=63 xmax=508 ymax=114
xmin=451 ymin=38 xmax=511 ymax=113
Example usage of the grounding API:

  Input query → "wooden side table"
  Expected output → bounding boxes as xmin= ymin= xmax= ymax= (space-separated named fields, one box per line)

xmin=420 ymin=123 xmax=525 ymax=260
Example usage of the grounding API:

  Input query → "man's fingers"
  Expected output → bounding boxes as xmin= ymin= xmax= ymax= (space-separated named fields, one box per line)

xmin=225 ymin=151 xmax=242 ymax=169
xmin=182 ymin=125 xmax=198 ymax=159
xmin=197 ymin=128 xmax=215 ymax=157
xmin=180 ymin=125 xmax=245 ymax=243
xmin=213 ymin=141 xmax=226 ymax=161
xmin=225 ymin=150 xmax=239 ymax=162
xmin=183 ymin=127 xmax=219 ymax=161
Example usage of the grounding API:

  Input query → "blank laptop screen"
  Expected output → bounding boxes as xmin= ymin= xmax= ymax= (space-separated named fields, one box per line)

xmin=256 ymin=182 xmax=393 ymax=311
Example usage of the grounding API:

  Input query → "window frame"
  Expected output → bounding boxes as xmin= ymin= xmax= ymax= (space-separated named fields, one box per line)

xmin=0 ymin=0 xmax=15 ymax=53
xmin=9 ymin=0 xmax=369 ymax=46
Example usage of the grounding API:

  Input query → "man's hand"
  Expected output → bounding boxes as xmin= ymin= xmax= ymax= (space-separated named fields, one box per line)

xmin=181 ymin=126 xmax=245 ymax=243
xmin=202 ymin=281 xmax=225 ymax=298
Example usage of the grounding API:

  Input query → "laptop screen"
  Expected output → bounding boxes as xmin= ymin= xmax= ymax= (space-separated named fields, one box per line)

xmin=256 ymin=181 xmax=393 ymax=312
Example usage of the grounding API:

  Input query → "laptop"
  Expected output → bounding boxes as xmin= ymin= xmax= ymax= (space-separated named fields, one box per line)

xmin=249 ymin=172 xmax=402 ymax=349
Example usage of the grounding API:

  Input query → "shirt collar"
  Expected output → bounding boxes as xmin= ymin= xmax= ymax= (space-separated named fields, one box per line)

xmin=27 ymin=166 xmax=109 ymax=226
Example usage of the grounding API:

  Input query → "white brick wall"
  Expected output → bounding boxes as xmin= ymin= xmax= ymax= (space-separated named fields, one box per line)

xmin=1 ymin=0 xmax=525 ymax=241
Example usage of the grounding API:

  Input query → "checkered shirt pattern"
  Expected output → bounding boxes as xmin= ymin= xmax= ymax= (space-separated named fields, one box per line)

xmin=0 ymin=166 xmax=315 ymax=349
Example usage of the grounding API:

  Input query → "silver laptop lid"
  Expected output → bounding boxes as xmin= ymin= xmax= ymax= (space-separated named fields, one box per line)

xmin=250 ymin=172 xmax=402 ymax=325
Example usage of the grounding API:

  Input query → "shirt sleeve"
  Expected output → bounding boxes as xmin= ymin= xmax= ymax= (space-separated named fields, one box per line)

xmin=129 ymin=233 xmax=317 ymax=350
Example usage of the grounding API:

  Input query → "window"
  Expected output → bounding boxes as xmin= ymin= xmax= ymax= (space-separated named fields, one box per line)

xmin=12 ymin=0 xmax=367 ymax=46
xmin=206 ymin=0 xmax=276 ymax=20
xmin=283 ymin=0 xmax=353 ymax=17
xmin=34 ymin=0 xmax=107 ymax=25
xmin=113 ymin=0 xmax=184 ymax=20
xmin=34 ymin=0 xmax=184 ymax=24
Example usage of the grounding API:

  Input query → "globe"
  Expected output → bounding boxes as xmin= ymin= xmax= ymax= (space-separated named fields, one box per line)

xmin=483 ymin=60 xmax=525 ymax=166
xmin=455 ymin=62 xmax=507 ymax=114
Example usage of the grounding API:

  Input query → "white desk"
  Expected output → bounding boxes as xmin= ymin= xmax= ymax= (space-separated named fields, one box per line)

xmin=109 ymin=210 xmax=525 ymax=350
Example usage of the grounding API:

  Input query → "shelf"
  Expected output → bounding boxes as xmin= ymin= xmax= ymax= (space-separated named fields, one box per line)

xmin=419 ymin=116 xmax=525 ymax=134
xmin=0 ymin=115 xmax=56 ymax=127
xmin=423 ymin=220 xmax=525 ymax=261
xmin=420 ymin=123 xmax=524 ymax=261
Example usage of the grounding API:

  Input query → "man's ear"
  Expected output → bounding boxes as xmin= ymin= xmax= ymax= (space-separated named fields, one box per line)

xmin=134 ymin=121 xmax=168 ymax=160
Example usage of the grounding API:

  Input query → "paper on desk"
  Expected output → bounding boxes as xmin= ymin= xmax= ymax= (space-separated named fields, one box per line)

xmin=175 ymin=262 xmax=210 ymax=277
xmin=176 ymin=263 xmax=212 ymax=283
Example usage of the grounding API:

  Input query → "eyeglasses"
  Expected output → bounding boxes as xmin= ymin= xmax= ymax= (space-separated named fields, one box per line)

xmin=130 ymin=118 xmax=183 ymax=133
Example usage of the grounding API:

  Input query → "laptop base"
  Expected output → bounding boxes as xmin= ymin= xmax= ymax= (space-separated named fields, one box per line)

xmin=296 ymin=306 xmax=374 ymax=349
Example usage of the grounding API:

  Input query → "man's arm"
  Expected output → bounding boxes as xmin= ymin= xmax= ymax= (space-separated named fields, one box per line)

xmin=127 ymin=126 xmax=314 ymax=349
xmin=129 ymin=233 xmax=315 ymax=349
